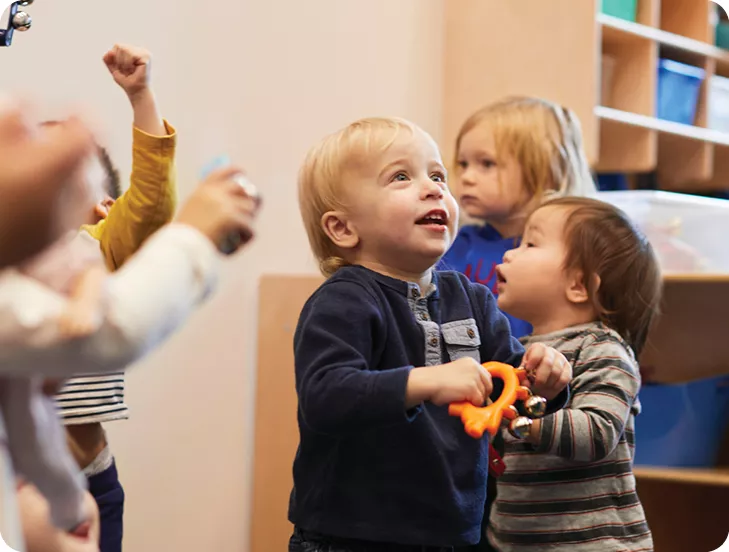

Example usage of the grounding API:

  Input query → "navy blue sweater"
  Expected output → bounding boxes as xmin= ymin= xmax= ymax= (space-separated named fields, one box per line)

xmin=288 ymin=265 xmax=565 ymax=547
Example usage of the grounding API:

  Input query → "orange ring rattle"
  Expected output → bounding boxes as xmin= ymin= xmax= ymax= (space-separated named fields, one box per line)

xmin=448 ymin=362 xmax=547 ymax=439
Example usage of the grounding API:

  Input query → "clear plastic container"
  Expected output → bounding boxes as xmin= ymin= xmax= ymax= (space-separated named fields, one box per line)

xmin=708 ymin=74 xmax=729 ymax=133
xmin=597 ymin=190 xmax=729 ymax=274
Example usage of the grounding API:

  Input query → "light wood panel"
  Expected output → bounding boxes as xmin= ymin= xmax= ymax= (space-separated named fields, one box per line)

xmin=660 ymin=0 xmax=711 ymax=42
xmin=635 ymin=466 xmax=729 ymax=486
xmin=640 ymin=279 xmax=729 ymax=383
xmin=636 ymin=0 xmax=661 ymax=27
xmin=657 ymin=133 xmax=714 ymax=189
xmin=599 ymin=13 xmax=729 ymax=65
xmin=595 ymin=117 xmax=657 ymax=172
xmin=250 ymin=275 xmax=323 ymax=552
xmin=442 ymin=0 xmax=599 ymax=167
xmin=693 ymin=143 xmax=729 ymax=191
xmin=602 ymin=25 xmax=657 ymax=115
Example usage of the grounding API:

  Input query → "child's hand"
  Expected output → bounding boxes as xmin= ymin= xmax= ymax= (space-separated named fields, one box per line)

xmin=18 ymin=483 xmax=100 ymax=552
xmin=58 ymin=300 xmax=101 ymax=340
xmin=103 ymin=44 xmax=152 ymax=102
xmin=406 ymin=357 xmax=493 ymax=408
xmin=521 ymin=343 xmax=572 ymax=400
xmin=175 ymin=166 xmax=261 ymax=253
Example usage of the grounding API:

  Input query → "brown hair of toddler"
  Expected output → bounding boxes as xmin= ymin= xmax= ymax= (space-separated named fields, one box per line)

xmin=542 ymin=196 xmax=662 ymax=356
xmin=40 ymin=120 xmax=121 ymax=200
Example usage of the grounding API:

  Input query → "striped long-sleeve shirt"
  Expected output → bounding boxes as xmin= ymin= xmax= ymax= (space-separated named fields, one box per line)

xmin=488 ymin=322 xmax=653 ymax=552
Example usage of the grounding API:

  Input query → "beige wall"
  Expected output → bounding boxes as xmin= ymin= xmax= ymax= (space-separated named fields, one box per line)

xmin=0 ymin=1 xmax=444 ymax=549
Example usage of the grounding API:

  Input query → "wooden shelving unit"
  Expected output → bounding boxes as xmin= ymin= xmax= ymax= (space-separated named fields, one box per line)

xmin=443 ymin=0 xmax=729 ymax=192
xmin=636 ymin=275 xmax=729 ymax=551
xmin=634 ymin=466 xmax=729 ymax=487
xmin=444 ymin=2 xmax=729 ymax=550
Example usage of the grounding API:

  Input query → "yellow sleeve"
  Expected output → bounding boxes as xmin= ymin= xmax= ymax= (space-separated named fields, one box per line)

xmin=83 ymin=120 xmax=177 ymax=271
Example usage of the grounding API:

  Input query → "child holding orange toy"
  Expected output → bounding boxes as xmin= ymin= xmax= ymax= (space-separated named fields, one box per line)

xmin=288 ymin=117 xmax=573 ymax=551
xmin=487 ymin=196 xmax=660 ymax=551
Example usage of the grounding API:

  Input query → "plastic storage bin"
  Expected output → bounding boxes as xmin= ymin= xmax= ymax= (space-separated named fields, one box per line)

xmin=657 ymin=59 xmax=705 ymax=125
xmin=597 ymin=173 xmax=629 ymax=191
xmin=708 ymin=74 xmax=729 ymax=133
xmin=717 ymin=21 xmax=729 ymax=50
xmin=634 ymin=376 xmax=729 ymax=467
xmin=596 ymin=190 xmax=729 ymax=274
xmin=601 ymin=0 xmax=637 ymax=22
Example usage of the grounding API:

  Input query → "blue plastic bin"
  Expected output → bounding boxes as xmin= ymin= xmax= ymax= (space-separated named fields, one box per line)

xmin=597 ymin=173 xmax=630 ymax=191
xmin=657 ymin=59 xmax=705 ymax=125
xmin=634 ymin=375 xmax=729 ymax=467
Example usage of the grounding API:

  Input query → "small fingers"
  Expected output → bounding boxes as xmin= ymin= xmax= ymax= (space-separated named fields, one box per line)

xmin=533 ymin=346 xmax=556 ymax=389
xmin=478 ymin=365 xmax=493 ymax=397
xmin=470 ymin=386 xmax=485 ymax=407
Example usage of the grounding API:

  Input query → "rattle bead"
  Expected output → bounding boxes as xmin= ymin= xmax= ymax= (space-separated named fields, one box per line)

xmin=524 ymin=395 xmax=548 ymax=418
xmin=11 ymin=12 xmax=31 ymax=31
xmin=508 ymin=417 xmax=533 ymax=440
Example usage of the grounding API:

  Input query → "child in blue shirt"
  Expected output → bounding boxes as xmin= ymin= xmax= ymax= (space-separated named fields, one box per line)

xmin=439 ymin=96 xmax=597 ymax=340
xmin=289 ymin=117 xmax=573 ymax=550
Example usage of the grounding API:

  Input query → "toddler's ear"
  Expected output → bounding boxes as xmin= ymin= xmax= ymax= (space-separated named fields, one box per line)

xmin=321 ymin=211 xmax=359 ymax=250
xmin=565 ymin=270 xmax=591 ymax=305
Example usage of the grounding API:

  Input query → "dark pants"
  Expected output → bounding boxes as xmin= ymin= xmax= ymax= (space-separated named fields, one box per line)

xmin=87 ymin=459 xmax=124 ymax=552
xmin=289 ymin=528 xmax=455 ymax=552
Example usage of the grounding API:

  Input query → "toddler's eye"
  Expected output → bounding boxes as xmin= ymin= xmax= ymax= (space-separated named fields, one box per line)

xmin=431 ymin=172 xmax=446 ymax=183
xmin=392 ymin=172 xmax=409 ymax=182
xmin=525 ymin=242 xmax=535 ymax=248
xmin=456 ymin=160 xmax=467 ymax=170
xmin=481 ymin=159 xmax=496 ymax=169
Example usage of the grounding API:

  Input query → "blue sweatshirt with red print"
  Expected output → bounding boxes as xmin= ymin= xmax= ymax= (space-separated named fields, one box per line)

xmin=438 ymin=224 xmax=533 ymax=339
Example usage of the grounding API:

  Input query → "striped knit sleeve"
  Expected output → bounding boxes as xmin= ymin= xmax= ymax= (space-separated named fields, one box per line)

xmin=531 ymin=338 xmax=640 ymax=462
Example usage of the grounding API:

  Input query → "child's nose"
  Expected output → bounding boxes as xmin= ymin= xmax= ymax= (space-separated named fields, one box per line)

xmin=503 ymin=248 xmax=516 ymax=263
xmin=422 ymin=179 xmax=444 ymax=199
xmin=460 ymin=168 xmax=476 ymax=187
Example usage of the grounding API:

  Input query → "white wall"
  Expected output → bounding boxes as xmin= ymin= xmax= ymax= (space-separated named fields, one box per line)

xmin=0 ymin=1 xmax=444 ymax=549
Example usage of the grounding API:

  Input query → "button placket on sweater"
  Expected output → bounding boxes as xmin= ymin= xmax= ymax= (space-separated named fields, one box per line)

xmin=407 ymin=283 xmax=442 ymax=367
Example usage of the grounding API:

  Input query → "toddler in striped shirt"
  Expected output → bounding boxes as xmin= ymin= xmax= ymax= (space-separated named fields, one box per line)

xmin=487 ymin=196 xmax=662 ymax=551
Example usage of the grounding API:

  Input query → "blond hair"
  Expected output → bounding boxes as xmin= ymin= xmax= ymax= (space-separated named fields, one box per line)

xmin=454 ymin=96 xmax=596 ymax=203
xmin=298 ymin=117 xmax=419 ymax=277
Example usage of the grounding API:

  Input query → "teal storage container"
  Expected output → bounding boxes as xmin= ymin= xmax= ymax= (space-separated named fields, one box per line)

xmin=601 ymin=0 xmax=638 ymax=22
xmin=716 ymin=22 xmax=729 ymax=50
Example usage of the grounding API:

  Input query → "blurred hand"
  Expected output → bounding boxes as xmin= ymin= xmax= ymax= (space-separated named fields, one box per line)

xmin=175 ymin=166 xmax=261 ymax=253
xmin=18 ymin=482 xmax=100 ymax=552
